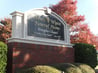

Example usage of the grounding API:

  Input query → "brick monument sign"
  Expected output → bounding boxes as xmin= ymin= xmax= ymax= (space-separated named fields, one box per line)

xmin=7 ymin=8 xmax=74 ymax=73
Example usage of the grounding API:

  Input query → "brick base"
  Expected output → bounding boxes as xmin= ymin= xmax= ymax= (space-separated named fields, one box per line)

xmin=7 ymin=42 xmax=74 ymax=73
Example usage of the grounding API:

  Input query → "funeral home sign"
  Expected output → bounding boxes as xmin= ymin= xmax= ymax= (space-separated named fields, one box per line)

xmin=9 ymin=8 xmax=71 ymax=47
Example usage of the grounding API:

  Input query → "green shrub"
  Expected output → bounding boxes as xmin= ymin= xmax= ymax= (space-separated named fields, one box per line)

xmin=73 ymin=43 xmax=97 ymax=68
xmin=0 ymin=42 xmax=7 ymax=73
xmin=17 ymin=64 xmax=82 ymax=73
xmin=16 ymin=63 xmax=95 ymax=73
xmin=51 ymin=63 xmax=82 ymax=73
xmin=73 ymin=63 xmax=95 ymax=73
xmin=17 ymin=65 xmax=61 ymax=73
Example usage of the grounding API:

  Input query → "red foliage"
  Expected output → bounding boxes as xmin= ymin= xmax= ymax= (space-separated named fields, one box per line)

xmin=71 ymin=23 xmax=93 ymax=44
xmin=0 ymin=18 xmax=12 ymax=43
xmin=50 ymin=0 xmax=85 ymax=26
xmin=50 ymin=0 xmax=98 ymax=49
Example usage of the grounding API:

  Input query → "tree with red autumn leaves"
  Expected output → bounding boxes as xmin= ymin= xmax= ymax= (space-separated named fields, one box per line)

xmin=50 ymin=0 xmax=85 ymax=26
xmin=0 ymin=18 xmax=12 ymax=43
xmin=70 ymin=23 xmax=98 ymax=47
xmin=50 ymin=0 xmax=98 ymax=49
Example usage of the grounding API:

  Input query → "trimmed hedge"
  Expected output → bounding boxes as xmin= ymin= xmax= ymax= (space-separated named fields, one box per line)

xmin=17 ymin=65 xmax=61 ymax=73
xmin=73 ymin=43 xmax=97 ymax=68
xmin=0 ymin=42 xmax=7 ymax=73
xmin=51 ymin=63 xmax=82 ymax=73
xmin=16 ymin=63 xmax=95 ymax=73
xmin=73 ymin=63 xmax=95 ymax=73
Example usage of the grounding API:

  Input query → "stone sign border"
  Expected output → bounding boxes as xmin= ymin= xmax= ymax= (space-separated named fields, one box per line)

xmin=8 ymin=8 xmax=72 ymax=47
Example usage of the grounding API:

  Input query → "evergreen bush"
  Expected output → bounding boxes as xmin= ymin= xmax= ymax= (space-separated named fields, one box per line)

xmin=73 ymin=43 xmax=97 ymax=68
xmin=0 ymin=42 xmax=7 ymax=73
xmin=51 ymin=63 xmax=82 ymax=73
xmin=73 ymin=63 xmax=95 ymax=73
xmin=17 ymin=65 xmax=61 ymax=73
xmin=16 ymin=63 xmax=95 ymax=73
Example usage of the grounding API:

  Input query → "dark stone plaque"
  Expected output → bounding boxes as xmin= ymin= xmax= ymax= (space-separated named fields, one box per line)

xmin=27 ymin=14 xmax=64 ymax=40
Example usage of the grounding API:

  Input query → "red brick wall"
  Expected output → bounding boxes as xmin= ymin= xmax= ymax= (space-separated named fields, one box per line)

xmin=7 ymin=42 xmax=74 ymax=73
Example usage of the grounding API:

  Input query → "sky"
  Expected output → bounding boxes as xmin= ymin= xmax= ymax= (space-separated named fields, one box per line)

xmin=0 ymin=0 xmax=98 ymax=35
xmin=77 ymin=0 xmax=98 ymax=35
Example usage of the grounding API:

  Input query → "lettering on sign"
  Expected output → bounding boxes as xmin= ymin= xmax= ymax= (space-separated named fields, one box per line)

xmin=27 ymin=14 xmax=64 ymax=40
